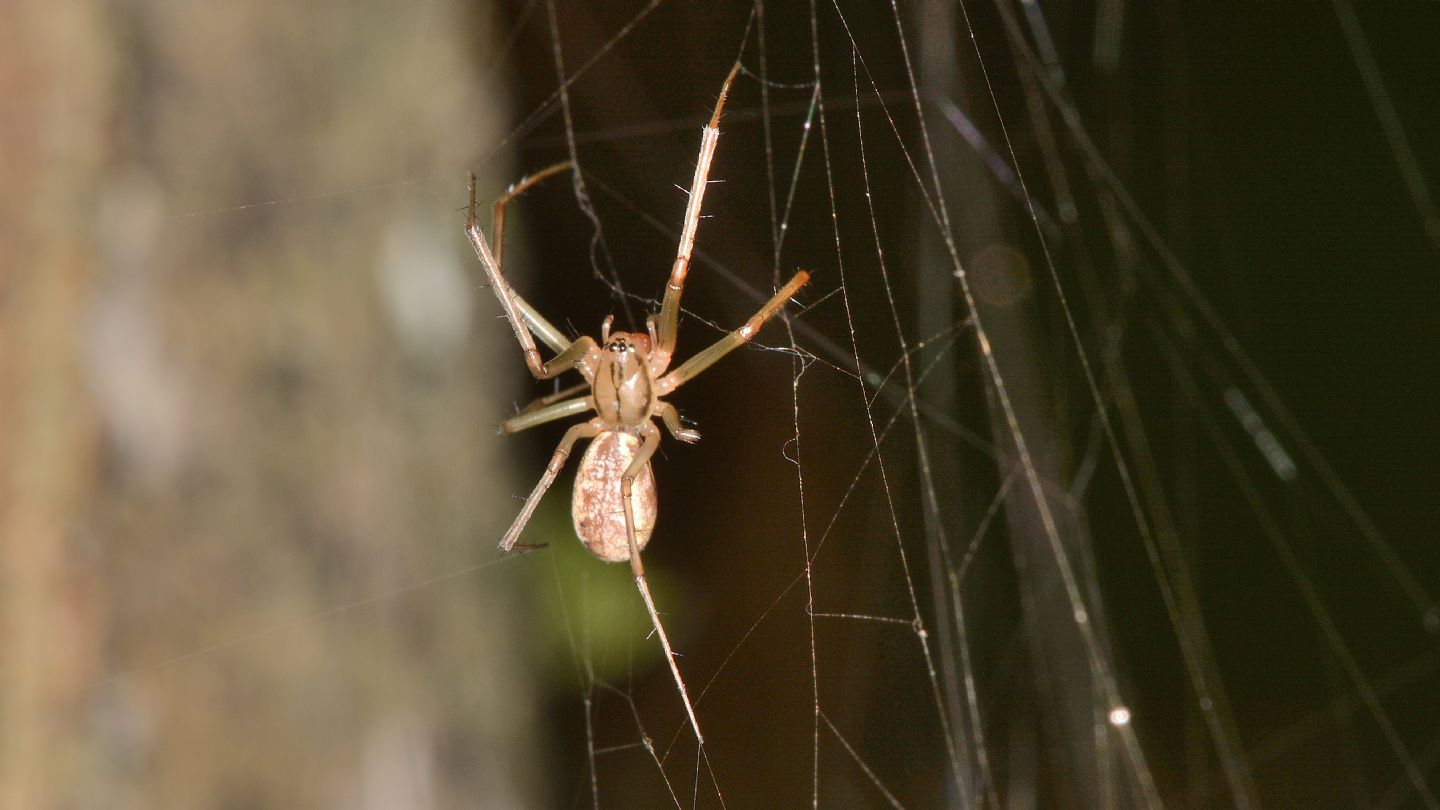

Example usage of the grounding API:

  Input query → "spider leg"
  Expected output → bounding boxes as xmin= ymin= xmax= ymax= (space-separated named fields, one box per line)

xmin=658 ymin=270 xmax=810 ymax=395
xmin=653 ymin=63 xmax=741 ymax=371
xmin=491 ymin=161 xmax=573 ymax=273
xmin=655 ymin=401 xmax=700 ymax=443
xmin=621 ymin=422 xmax=703 ymax=742
xmin=498 ymin=418 xmax=601 ymax=552
xmin=516 ymin=380 xmax=591 ymax=417
xmin=512 ymin=295 xmax=571 ymax=357
xmin=490 ymin=163 xmax=575 ymax=355
xmin=535 ymin=336 xmax=598 ymax=380
xmin=468 ymin=174 xmax=590 ymax=371
xmin=502 ymin=395 xmax=592 ymax=435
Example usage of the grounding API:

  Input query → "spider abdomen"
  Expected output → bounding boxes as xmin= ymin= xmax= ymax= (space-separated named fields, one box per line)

xmin=572 ymin=430 xmax=657 ymax=562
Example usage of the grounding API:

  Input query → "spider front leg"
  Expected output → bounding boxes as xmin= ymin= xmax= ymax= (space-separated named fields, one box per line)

xmin=485 ymin=164 xmax=576 ymax=355
xmin=467 ymin=174 xmax=586 ymax=371
xmin=653 ymin=63 xmax=740 ymax=370
xmin=621 ymin=422 xmax=704 ymax=742
xmin=535 ymin=336 xmax=598 ymax=380
xmin=659 ymin=270 xmax=810 ymax=395
xmin=490 ymin=161 xmax=573 ymax=274
xmin=498 ymin=418 xmax=601 ymax=552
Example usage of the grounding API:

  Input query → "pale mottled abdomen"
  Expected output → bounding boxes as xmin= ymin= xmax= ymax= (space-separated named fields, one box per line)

xmin=572 ymin=430 xmax=656 ymax=562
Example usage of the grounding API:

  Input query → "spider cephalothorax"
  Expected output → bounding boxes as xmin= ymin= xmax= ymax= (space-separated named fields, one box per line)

xmin=592 ymin=325 xmax=656 ymax=427
xmin=465 ymin=63 xmax=809 ymax=743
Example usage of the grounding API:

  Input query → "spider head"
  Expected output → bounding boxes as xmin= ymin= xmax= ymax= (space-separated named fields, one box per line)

xmin=604 ymin=331 xmax=652 ymax=358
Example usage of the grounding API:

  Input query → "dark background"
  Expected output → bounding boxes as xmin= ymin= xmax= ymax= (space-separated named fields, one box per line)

xmin=493 ymin=2 xmax=1439 ymax=807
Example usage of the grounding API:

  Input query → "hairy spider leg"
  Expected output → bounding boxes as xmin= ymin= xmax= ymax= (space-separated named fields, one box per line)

xmin=489 ymin=161 xmax=575 ymax=355
xmin=659 ymin=270 xmax=810 ymax=395
xmin=653 ymin=62 xmax=742 ymax=371
xmin=471 ymin=171 xmax=573 ymax=355
xmin=497 ymin=418 xmax=601 ymax=553
xmin=467 ymin=174 xmax=598 ymax=380
xmin=511 ymin=294 xmax=571 ymax=358
xmin=619 ymin=421 xmax=703 ymax=742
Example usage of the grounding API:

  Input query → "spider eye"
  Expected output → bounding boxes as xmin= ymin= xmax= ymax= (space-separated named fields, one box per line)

xmin=607 ymin=338 xmax=629 ymax=353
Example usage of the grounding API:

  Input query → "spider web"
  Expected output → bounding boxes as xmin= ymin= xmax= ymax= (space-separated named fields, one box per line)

xmin=51 ymin=0 xmax=1440 ymax=808
xmin=498 ymin=3 xmax=1440 ymax=808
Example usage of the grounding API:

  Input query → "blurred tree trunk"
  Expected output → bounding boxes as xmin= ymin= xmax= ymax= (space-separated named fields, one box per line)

xmin=1 ymin=1 xmax=543 ymax=806
xmin=0 ymin=3 xmax=107 ymax=806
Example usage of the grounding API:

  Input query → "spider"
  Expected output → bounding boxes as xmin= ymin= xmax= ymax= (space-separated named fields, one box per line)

xmin=465 ymin=64 xmax=809 ymax=744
